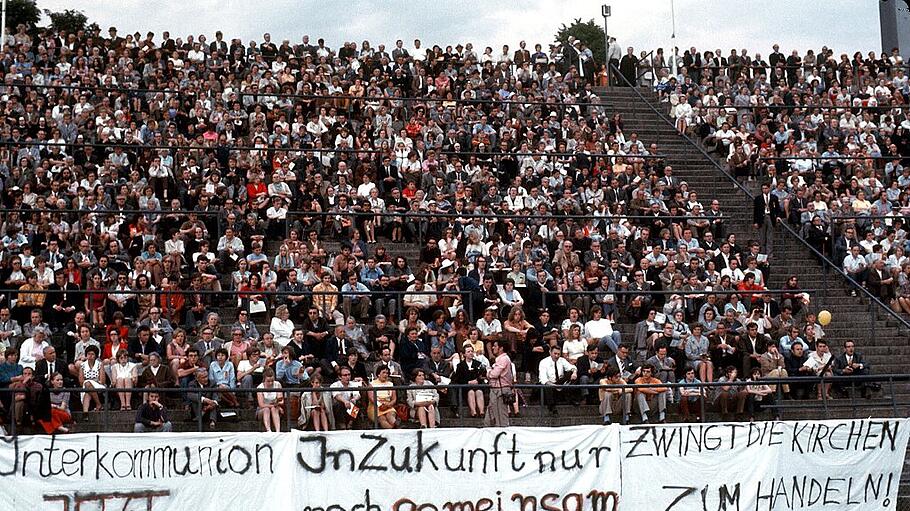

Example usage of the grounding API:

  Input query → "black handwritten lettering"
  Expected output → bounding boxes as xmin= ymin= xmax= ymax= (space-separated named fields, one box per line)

xmin=297 ymin=436 xmax=328 ymax=473
xmin=587 ymin=446 xmax=611 ymax=468
xmin=44 ymin=489 xmax=170 ymax=511
xmin=586 ymin=490 xmax=620 ymax=511
xmin=508 ymin=435 xmax=525 ymax=472
xmin=624 ymin=427 xmax=651 ymax=458
xmin=662 ymin=486 xmax=697 ymax=511
xmin=533 ymin=450 xmax=555 ymax=473
xmin=358 ymin=433 xmax=388 ymax=472
xmin=415 ymin=431 xmax=440 ymax=472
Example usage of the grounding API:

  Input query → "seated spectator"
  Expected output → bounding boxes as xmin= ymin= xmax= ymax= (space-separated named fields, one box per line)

xmin=714 ymin=365 xmax=747 ymax=420
xmin=583 ymin=306 xmax=622 ymax=355
xmin=276 ymin=345 xmax=310 ymax=386
xmin=677 ymin=367 xmax=704 ymax=422
xmin=599 ymin=365 xmax=633 ymax=425
xmin=367 ymin=364 xmax=398 ymax=429
xmin=256 ymin=368 xmax=285 ymax=432
xmin=539 ymin=345 xmax=577 ymax=414
xmin=803 ymin=339 xmax=833 ymax=400
xmin=187 ymin=368 xmax=220 ymax=429
xmin=138 ymin=352 xmax=177 ymax=389
xmin=329 ymin=366 xmax=363 ymax=430
xmin=110 ymin=350 xmax=138 ymax=411
xmin=745 ymin=367 xmax=774 ymax=421
xmin=79 ymin=345 xmax=106 ymax=415
xmin=832 ymin=339 xmax=872 ymax=397
xmin=133 ymin=389 xmax=173 ymax=433
xmin=38 ymin=372 xmax=72 ymax=434
xmin=407 ymin=368 xmax=440 ymax=428
xmin=633 ymin=364 xmax=667 ymax=423
xmin=785 ymin=343 xmax=813 ymax=400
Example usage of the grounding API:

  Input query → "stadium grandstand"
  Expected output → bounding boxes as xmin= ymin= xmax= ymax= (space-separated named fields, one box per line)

xmin=0 ymin=17 xmax=906 ymax=439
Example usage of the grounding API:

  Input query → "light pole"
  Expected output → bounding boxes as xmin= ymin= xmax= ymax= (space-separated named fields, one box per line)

xmin=670 ymin=0 xmax=678 ymax=77
xmin=1 ymin=0 xmax=7 ymax=52
xmin=602 ymin=4 xmax=611 ymax=85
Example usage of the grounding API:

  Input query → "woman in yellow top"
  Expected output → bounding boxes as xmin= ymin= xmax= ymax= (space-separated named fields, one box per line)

xmin=367 ymin=365 xmax=397 ymax=429
xmin=17 ymin=272 xmax=45 ymax=307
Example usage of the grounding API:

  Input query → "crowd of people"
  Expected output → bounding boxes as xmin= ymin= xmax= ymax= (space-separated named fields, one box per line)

xmin=656 ymin=46 xmax=910 ymax=308
xmin=0 ymin=23 xmax=887 ymax=433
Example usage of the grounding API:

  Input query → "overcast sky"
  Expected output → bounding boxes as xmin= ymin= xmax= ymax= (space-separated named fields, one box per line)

xmin=39 ymin=0 xmax=884 ymax=57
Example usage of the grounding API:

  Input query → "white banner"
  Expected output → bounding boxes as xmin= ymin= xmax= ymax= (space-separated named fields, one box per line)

xmin=0 ymin=419 xmax=905 ymax=511
xmin=620 ymin=419 xmax=910 ymax=511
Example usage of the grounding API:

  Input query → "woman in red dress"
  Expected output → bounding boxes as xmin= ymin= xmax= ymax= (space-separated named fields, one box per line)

xmin=38 ymin=372 xmax=72 ymax=434
xmin=85 ymin=273 xmax=106 ymax=327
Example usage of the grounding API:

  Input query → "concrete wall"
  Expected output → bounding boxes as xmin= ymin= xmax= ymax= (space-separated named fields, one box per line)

xmin=881 ymin=0 xmax=910 ymax=59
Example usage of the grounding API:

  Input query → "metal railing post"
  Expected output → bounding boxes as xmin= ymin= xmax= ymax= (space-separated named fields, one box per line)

xmin=821 ymin=374 xmax=830 ymax=419
xmin=538 ymin=386 xmax=544 ymax=425
xmin=849 ymin=378 xmax=856 ymax=419
xmin=102 ymin=389 xmax=109 ymax=431
xmin=285 ymin=389 xmax=292 ymax=432
xmin=372 ymin=387 xmax=379 ymax=430
xmin=8 ymin=390 xmax=15 ymax=436
xmin=773 ymin=381 xmax=783 ymax=421
xmin=889 ymin=377 xmax=897 ymax=417
xmin=699 ymin=387 xmax=705 ymax=423
xmin=456 ymin=386 xmax=463 ymax=420
xmin=196 ymin=389 xmax=203 ymax=433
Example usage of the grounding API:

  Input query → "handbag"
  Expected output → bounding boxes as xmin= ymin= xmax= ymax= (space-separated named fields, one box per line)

xmin=395 ymin=403 xmax=409 ymax=422
xmin=500 ymin=389 xmax=516 ymax=406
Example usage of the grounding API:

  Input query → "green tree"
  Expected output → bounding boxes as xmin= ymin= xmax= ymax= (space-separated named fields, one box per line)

xmin=5 ymin=0 xmax=41 ymax=31
xmin=554 ymin=18 xmax=606 ymax=66
xmin=45 ymin=8 xmax=88 ymax=33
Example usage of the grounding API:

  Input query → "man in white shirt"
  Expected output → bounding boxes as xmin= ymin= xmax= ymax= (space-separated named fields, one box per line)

xmin=804 ymin=339 xmax=833 ymax=399
xmin=18 ymin=327 xmax=50 ymax=370
xmin=842 ymin=246 xmax=867 ymax=295
xmin=475 ymin=307 xmax=502 ymax=342
xmin=538 ymin=345 xmax=576 ymax=414
xmin=403 ymin=278 xmax=434 ymax=313
xmin=583 ymin=307 xmax=622 ymax=354
xmin=330 ymin=367 xmax=362 ymax=429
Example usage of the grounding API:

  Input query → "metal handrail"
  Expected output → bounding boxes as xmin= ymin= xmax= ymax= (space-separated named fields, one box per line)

xmin=1 ymin=373 xmax=903 ymax=435
xmin=0 ymin=81 xmax=611 ymax=107
xmin=3 ymin=207 xmax=719 ymax=221
xmin=609 ymin=64 xmax=910 ymax=334
xmin=0 ymin=288 xmax=818 ymax=297
xmin=757 ymin=156 xmax=909 ymax=161
xmin=0 ymin=139 xmax=672 ymax=160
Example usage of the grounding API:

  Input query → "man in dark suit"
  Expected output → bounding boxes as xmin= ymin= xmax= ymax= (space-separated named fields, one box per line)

xmin=709 ymin=323 xmax=742 ymax=373
xmin=865 ymin=259 xmax=895 ymax=301
xmin=833 ymin=226 xmax=859 ymax=267
xmin=128 ymin=326 xmax=162 ymax=366
xmin=606 ymin=344 xmax=639 ymax=381
xmin=576 ymin=344 xmax=606 ymax=403
xmin=376 ymin=155 xmax=400 ymax=196
xmin=34 ymin=345 xmax=67 ymax=385
xmin=193 ymin=326 xmax=224 ymax=367
xmin=832 ymin=339 xmax=871 ymax=396
xmin=740 ymin=322 xmax=769 ymax=375
xmin=752 ymin=183 xmax=783 ymax=257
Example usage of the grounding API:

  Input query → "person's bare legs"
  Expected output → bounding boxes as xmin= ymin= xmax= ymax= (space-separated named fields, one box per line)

xmin=82 ymin=384 xmax=92 ymax=413
xmin=427 ymin=405 xmax=437 ymax=428
xmin=262 ymin=409 xmax=273 ymax=432
xmin=417 ymin=406 xmax=428 ymax=427
xmin=467 ymin=391 xmax=478 ymax=416
xmin=271 ymin=408 xmax=282 ymax=432
xmin=476 ymin=391 xmax=485 ymax=415
xmin=117 ymin=378 xmax=132 ymax=409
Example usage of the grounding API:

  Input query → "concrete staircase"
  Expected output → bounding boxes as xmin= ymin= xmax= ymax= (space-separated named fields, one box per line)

xmin=593 ymin=85 xmax=910 ymax=384
xmin=595 ymin=86 xmax=910 ymax=499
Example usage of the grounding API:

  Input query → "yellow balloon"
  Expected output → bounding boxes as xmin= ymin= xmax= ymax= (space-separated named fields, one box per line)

xmin=818 ymin=310 xmax=832 ymax=326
